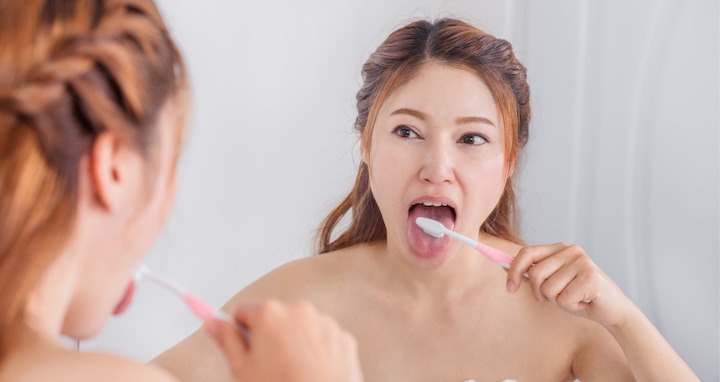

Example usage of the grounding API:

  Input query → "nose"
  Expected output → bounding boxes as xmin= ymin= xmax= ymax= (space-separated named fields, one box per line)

xmin=419 ymin=140 xmax=456 ymax=185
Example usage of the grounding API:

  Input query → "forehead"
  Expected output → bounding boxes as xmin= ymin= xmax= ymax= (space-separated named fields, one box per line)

xmin=377 ymin=62 xmax=499 ymax=124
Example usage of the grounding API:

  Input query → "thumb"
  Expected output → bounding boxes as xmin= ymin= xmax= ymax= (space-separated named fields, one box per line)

xmin=230 ymin=301 xmax=265 ymax=328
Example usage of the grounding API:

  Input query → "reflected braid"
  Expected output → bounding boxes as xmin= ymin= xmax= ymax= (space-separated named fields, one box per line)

xmin=0 ymin=0 xmax=185 ymax=367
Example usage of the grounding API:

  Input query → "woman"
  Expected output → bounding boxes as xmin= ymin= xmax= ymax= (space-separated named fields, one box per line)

xmin=155 ymin=18 xmax=698 ymax=381
xmin=0 ymin=1 xmax=362 ymax=381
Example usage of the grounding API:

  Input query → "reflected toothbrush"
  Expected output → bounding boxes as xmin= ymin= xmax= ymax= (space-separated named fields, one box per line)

xmin=415 ymin=217 xmax=528 ymax=277
xmin=135 ymin=265 xmax=250 ymax=342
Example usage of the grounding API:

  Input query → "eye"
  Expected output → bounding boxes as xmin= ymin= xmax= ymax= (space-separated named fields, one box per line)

xmin=392 ymin=125 xmax=420 ymax=139
xmin=459 ymin=133 xmax=488 ymax=145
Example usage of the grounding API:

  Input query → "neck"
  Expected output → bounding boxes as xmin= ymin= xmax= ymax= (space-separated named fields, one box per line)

xmin=24 ymin=243 xmax=82 ymax=341
xmin=378 ymin=237 xmax=497 ymax=304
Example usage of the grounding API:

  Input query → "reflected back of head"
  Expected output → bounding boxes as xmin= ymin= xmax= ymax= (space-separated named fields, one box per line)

xmin=0 ymin=0 xmax=185 ymax=365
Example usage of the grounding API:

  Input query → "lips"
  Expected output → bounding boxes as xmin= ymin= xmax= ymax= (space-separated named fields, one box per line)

xmin=112 ymin=280 xmax=136 ymax=316
xmin=406 ymin=199 xmax=456 ymax=258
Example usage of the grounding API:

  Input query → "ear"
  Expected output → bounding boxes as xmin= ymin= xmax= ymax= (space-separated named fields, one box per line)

xmin=87 ymin=132 xmax=138 ymax=212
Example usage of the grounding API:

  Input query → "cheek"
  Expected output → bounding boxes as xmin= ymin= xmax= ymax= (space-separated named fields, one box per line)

xmin=367 ymin=140 xmax=410 ymax=201
xmin=463 ymin=154 xmax=508 ymax=209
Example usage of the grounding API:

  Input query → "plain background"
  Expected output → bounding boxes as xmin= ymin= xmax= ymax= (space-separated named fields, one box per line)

xmin=80 ymin=0 xmax=719 ymax=380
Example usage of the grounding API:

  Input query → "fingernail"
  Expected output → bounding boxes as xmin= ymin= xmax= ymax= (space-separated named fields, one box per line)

xmin=506 ymin=280 xmax=516 ymax=293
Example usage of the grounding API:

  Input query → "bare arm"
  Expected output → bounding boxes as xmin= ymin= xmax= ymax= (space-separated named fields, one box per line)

xmin=570 ymin=322 xmax=635 ymax=381
xmin=506 ymin=243 xmax=699 ymax=381
xmin=604 ymin=305 xmax=698 ymax=381
xmin=152 ymin=327 xmax=233 ymax=382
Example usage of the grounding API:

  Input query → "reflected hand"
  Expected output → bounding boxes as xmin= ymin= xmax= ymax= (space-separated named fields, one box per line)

xmin=207 ymin=299 xmax=363 ymax=382
xmin=505 ymin=242 xmax=636 ymax=328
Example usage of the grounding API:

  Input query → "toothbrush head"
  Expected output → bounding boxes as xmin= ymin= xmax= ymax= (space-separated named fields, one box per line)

xmin=415 ymin=217 xmax=446 ymax=238
xmin=134 ymin=264 xmax=149 ymax=282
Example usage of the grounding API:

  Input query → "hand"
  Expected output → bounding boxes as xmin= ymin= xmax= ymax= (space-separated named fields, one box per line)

xmin=206 ymin=299 xmax=364 ymax=382
xmin=505 ymin=242 xmax=637 ymax=328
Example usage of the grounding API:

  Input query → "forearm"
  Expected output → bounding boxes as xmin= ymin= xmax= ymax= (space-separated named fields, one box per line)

xmin=607 ymin=306 xmax=699 ymax=381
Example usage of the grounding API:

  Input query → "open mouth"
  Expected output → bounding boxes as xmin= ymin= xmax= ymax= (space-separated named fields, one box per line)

xmin=407 ymin=201 xmax=456 ymax=258
xmin=408 ymin=201 xmax=456 ymax=228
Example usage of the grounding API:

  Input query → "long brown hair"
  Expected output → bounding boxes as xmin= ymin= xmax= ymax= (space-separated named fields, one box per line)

xmin=0 ymin=0 xmax=185 ymax=366
xmin=318 ymin=18 xmax=530 ymax=254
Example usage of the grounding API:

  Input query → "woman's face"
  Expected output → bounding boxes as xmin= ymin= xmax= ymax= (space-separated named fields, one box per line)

xmin=364 ymin=62 xmax=508 ymax=269
xmin=63 ymin=101 xmax=182 ymax=338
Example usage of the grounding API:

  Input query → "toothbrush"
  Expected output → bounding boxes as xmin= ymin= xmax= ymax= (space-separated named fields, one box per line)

xmin=135 ymin=265 xmax=250 ymax=342
xmin=415 ymin=217 xmax=528 ymax=278
xmin=416 ymin=218 xmax=593 ymax=303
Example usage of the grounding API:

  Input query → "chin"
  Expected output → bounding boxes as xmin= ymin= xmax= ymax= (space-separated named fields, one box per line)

xmin=62 ymin=320 xmax=106 ymax=341
xmin=61 ymin=304 xmax=112 ymax=340
xmin=405 ymin=249 xmax=450 ymax=269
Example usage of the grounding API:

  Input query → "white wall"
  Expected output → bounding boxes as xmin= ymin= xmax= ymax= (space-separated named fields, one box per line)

xmin=517 ymin=1 xmax=719 ymax=380
xmin=82 ymin=0 xmax=719 ymax=380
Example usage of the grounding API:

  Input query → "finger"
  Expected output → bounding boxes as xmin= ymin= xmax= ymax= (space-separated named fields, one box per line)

xmin=203 ymin=319 xmax=219 ymax=340
xmin=526 ymin=253 xmax=570 ymax=302
xmin=531 ymin=244 xmax=588 ymax=302
xmin=232 ymin=300 xmax=282 ymax=330
xmin=502 ymin=267 xmax=529 ymax=282
xmin=290 ymin=300 xmax=321 ymax=321
xmin=539 ymin=262 xmax=580 ymax=305
xmin=507 ymin=242 xmax=570 ymax=293
xmin=287 ymin=300 xmax=323 ymax=335
xmin=556 ymin=271 xmax=598 ymax=314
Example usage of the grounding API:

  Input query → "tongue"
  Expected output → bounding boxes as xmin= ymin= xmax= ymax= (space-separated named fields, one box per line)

xmin=407 ymin=205 xmax=454 ymax=258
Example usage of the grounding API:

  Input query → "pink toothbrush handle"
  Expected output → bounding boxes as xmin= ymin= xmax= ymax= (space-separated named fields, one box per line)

xmin=184 ymin=293 xmax=251 ymax=344
xmin=475 ymin=242 xmax=514 ymax=267
xmin=184 ymin=293 xmax=216 ymax=321
xmin=475 ymin=242 xmax=530 ymax=278
xmin=475 ymin=241 xmax=588 ymax=303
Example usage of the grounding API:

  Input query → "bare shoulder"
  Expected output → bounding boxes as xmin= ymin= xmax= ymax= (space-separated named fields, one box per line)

xmin=488 ymin=234 xmax=523 ymax=254
xmin=225 ymin=243 xmax=375 ymax=308
xmin=499 ymin=288 xmax=630 ymax=379
xmin=7 ymin=349 xmax=179 ymax=382
xmin=509 ymin=285 xmax=631 ymax=379
xmin=81 ymin=353 xmax=180 ymax=382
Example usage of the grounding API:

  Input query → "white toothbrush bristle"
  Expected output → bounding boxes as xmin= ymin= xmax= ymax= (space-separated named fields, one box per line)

xmin=427 ymin=231 xmax=444 ymax=238
xmin=415 ymin=217 xmax=446 ymax=238
xmin=133 ymin=264 xmax=149 ymax=282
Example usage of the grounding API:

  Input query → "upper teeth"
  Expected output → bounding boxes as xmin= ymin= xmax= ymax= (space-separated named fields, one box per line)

xmin=422 ymin=202 xmax=448 ymax=207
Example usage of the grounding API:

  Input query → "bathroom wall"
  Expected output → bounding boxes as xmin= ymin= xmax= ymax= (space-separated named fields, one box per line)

xmin=516 ymin=1 xmax=718 ymax=380
xmin=82 ymin=0 xmax=719 ymax=379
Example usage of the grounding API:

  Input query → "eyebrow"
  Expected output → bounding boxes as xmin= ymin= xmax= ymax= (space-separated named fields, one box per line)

xmin=390 ymin=108 xmax=496 ymax=127
xmin=455 ymin=116 xmax=496 ymax=127
xmin=390 ymin=108 xmax=428 ymax=120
